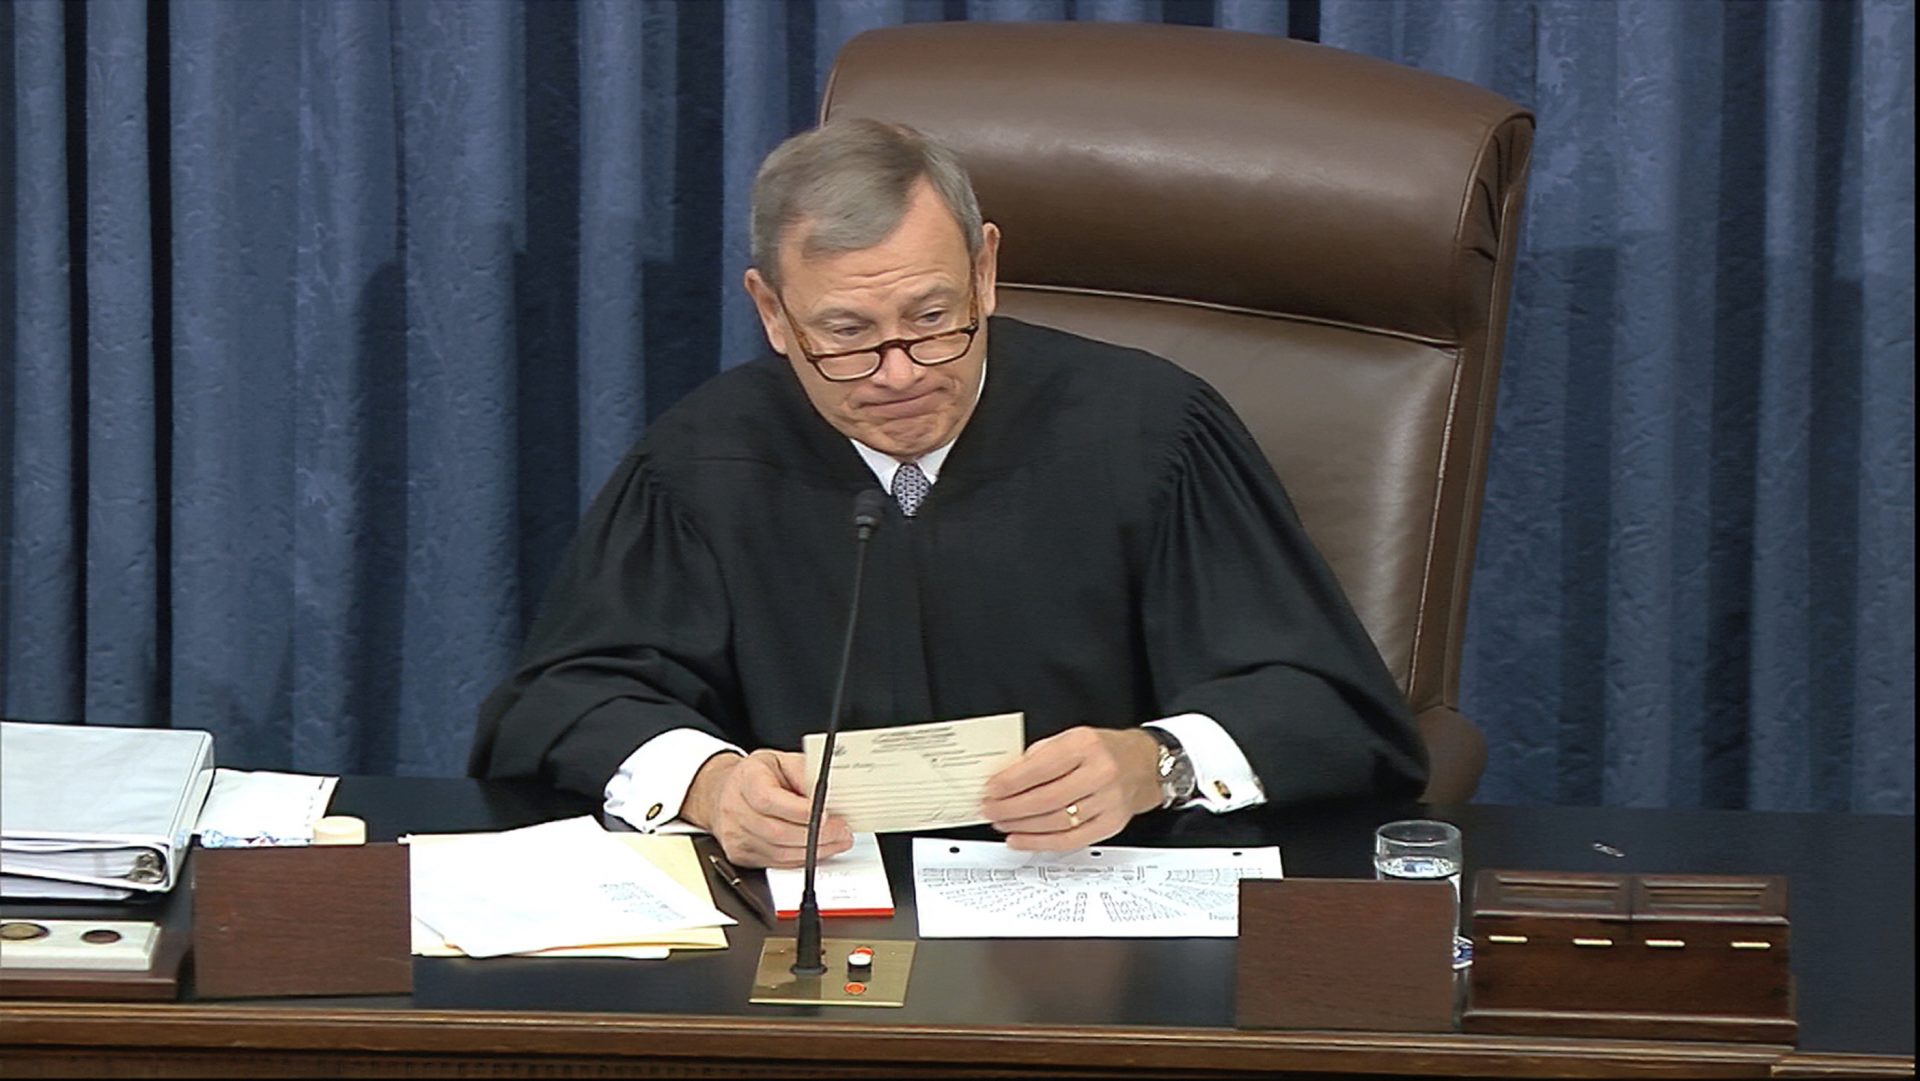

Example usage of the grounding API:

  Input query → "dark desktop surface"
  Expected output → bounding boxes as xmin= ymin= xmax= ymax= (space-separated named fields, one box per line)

xmin=3 ymin=775 xmax=1911 ymax=1074
xmin=218 ymin=779 xmax=1920 ymax=1055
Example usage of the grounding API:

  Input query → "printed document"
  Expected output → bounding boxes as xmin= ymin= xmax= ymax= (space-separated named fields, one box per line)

xmin=406 ymin=817 xmax=732 ymax=958
xmin=803 ymin=712 xmax=1023 ymax=833
xmin=913 ymin=839 xmax=1283 ymax=938
xmin=765 ymin=832 xmax=894 ymax=918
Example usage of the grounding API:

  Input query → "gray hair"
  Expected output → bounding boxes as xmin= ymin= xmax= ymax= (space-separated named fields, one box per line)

xmin=749 ymin=118 xmax=984 ymax=292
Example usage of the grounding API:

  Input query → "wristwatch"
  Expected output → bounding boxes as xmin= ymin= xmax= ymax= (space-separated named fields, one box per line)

xmin=1146 ymin=727 xmax=1198 ymax=809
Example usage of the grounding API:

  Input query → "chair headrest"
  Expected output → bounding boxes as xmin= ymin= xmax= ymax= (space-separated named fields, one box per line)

xmin=823 ymin=21 xmax=1533 ymax=344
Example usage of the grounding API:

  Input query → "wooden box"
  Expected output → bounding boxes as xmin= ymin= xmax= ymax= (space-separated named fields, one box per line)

xmin=191 ymin=842 xmax=411 ymax=999
xmin=1237 ymin=878 xmax=1456 ymax=1032
xmin=1463 ymin=870 xmax=1795 ymax=1043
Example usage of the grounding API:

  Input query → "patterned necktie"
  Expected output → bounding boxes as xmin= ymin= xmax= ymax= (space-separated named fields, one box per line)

xmin=892 ymin=461 xmax=931 ymax=517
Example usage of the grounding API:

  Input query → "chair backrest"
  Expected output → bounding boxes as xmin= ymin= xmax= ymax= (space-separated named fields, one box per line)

xmin=822 ymin=22 xmax=1534 ymax=801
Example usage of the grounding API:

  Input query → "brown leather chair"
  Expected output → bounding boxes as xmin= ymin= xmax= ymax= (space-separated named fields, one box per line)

xmin=822 ymin=22 xmax=1534 ymax=803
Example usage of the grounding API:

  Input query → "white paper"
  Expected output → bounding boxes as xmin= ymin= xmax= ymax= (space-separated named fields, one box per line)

xmin=912 ymin=839 xmax=1283 ymax=938
xmin=406 ymin=816 xmax=734 ymax=958
xmin=194 ymin=769 xmax=339 ymax=847
xmin=802 ymin=712 xmax=1023 ymax=833
xmin=765 ymin=832 xmax=895 ymax=917
xmin=0 ymin=873 xmax=134 ymax=901
xmin=408 ymin=917 xmax=670 ymax=960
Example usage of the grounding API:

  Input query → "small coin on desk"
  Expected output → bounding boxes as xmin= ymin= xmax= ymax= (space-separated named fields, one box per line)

xmin=0 ymin=920 xmax=160 ymax=972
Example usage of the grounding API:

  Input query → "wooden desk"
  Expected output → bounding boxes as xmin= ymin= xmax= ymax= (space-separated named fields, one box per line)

xmin=3 ymin=778 xmax=1911 ymax=1078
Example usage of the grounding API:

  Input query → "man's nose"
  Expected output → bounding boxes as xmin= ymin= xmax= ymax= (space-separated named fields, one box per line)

xmin=869 ymin=344 xmax=918 ymax=387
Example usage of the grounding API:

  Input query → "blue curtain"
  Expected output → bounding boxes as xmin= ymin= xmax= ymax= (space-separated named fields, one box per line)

xmin=3 ymin=0 xmax=1911 ymax=813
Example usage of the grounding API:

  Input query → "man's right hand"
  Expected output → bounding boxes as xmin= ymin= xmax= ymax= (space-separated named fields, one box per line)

xmin=681 ymin=749 xmax=854 ymax=869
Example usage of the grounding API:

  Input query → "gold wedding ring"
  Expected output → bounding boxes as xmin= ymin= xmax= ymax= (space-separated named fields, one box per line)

xmin=1065 ymin=803 xmax=1081 ymax=828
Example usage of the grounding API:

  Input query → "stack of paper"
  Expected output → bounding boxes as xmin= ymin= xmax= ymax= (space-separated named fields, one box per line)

xmin=766 ymin=833 xmax=896 ymax=918
xmin=406 ymin=817 xmax=735 ymax=959
xmin=1 ymin=721 xmax=216 ymax=900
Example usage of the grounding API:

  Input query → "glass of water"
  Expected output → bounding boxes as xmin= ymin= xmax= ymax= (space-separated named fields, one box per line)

xmin=1374 ymin=819 xmax=1462 ymax=891
xmin=1374 ymin=819 xmax=1471 ymax=969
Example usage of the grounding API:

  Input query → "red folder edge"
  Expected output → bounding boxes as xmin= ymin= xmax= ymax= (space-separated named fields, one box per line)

xmin=774 ymin=907 xmax=896 ymax=920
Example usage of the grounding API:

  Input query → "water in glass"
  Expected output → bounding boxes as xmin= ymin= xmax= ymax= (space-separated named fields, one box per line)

xmin=1374 ymin=853 xmax=1462 ymax=898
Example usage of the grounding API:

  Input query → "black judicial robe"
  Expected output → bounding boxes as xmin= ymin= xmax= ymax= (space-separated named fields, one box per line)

xmin=471 ymin=317 xmax=1428 ymax=805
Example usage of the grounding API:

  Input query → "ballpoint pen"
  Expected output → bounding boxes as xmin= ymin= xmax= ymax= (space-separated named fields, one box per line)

xmin=706 ymin=851 xmax=778 ymax=928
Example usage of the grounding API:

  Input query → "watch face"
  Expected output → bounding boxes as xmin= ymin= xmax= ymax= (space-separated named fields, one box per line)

xmin=1174 ymin=762 xmax=1197 ymax=799
xmin=1149 ymin=730 xmax=1193 ymax=807
xmin=1168 ymin=752 xmax=1197 ymax=801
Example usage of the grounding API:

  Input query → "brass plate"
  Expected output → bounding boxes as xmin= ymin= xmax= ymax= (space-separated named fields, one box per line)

xmin=749 ymin=937 xmax=914 ymax=1007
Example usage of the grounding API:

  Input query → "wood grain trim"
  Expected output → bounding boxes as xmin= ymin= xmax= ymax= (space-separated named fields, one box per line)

xmin=1770 ymin=1051 xmax=1917 ymax=1078
xmin=0 ymin=1001 xmax=1832 ymax=1078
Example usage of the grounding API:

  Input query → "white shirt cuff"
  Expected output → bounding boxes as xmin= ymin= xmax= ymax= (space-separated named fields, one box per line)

xmin=603 ymin=728 xmax=745 ymax=833
xmin=1145 ymin=713 xmax=1267 ymax=813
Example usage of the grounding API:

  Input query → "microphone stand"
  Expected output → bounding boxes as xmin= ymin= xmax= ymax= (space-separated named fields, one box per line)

xmin=791 ymin=498 xmax=876 ymax=976
xmin=749 ymin=490 xmax=915 ymax=1007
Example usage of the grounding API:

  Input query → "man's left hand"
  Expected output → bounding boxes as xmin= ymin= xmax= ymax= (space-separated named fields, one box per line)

xmin=979 ymin=726 xmax=1164 ymax=850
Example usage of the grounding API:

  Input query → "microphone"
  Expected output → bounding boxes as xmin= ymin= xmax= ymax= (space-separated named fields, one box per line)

xmin=790 ymin=488 xmax=887 ymax=976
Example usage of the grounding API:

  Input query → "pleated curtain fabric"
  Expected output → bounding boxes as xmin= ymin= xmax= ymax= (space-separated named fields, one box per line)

xmin=0 ymin=0 xmax=1910 ymax=814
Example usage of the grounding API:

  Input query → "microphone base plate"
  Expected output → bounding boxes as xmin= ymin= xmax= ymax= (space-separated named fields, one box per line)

xmin=749 ymin=937 xmax=914 ymax=1007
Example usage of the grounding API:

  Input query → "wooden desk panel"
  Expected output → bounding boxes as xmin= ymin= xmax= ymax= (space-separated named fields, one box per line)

xmin=2 ymin=779 xmax=1911 ymax=1079
xmin=6 ymin=1001 xmax=1882 ymax=1078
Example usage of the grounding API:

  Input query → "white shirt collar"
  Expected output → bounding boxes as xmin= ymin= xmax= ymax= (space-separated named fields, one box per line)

xmin=852 ymin=435 xmax=956 ymax=493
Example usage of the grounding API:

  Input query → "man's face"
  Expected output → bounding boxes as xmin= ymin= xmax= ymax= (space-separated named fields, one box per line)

xmin=746 ymin=180 xmax=1000 ymax=460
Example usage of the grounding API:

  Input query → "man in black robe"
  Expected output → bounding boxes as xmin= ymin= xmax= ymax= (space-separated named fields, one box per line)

xmin=472 ymin=118 xmax=1426 ymax=867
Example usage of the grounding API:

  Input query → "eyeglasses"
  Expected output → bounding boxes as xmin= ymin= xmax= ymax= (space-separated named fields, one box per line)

xmin=778 ymin=290 xmax=980 ymax=383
